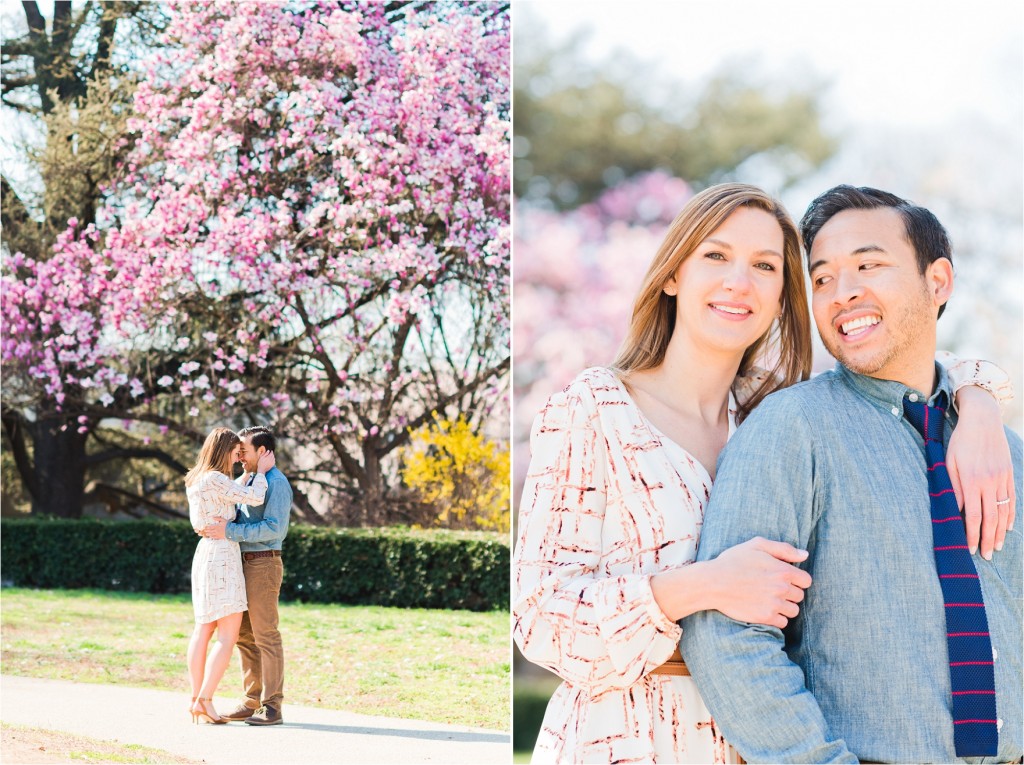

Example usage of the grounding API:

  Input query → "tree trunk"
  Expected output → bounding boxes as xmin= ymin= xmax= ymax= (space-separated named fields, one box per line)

xmin=360 ymin=447 xmax=385 ymax=525
xmin=28 ymin=417 xmax=88 ymax=518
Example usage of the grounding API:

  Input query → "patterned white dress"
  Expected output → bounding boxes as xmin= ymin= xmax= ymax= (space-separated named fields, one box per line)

xmin=514 ymin=367 xmax=742 ymax=764
xmin=188 ymin=470 xmax=268 ymax=624
xmin=513 ymin=360 xmax=1011 ymax=764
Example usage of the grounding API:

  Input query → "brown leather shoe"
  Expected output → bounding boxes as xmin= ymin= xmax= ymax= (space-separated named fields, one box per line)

xmin=221 ymin=703 xmax=260 ymax=721
xmin=245 ymin=705 xmax=283 ymax=726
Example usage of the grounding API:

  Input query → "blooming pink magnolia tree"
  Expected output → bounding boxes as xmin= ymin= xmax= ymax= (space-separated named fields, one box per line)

xmin=512 ymin=172 xmax=692 ymax=503
xmin=2 ymin=1 xmax=510 ymax=520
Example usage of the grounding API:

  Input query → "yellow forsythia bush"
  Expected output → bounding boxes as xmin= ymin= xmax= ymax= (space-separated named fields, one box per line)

xmin=402 ymin=416 xmax=510 ymax=532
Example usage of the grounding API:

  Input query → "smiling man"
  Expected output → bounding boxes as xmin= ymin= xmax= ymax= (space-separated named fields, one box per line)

xmin=680 ymin=186 xmax=1022 ymax=763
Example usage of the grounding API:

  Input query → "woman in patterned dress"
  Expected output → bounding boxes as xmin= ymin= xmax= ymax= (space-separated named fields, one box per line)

xmin=185 ymin=427 xmax=275 ymax=724
xmin=513 ymin=183 xmax=1013 ymax=763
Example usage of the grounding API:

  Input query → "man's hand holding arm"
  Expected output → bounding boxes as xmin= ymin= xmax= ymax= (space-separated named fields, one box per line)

xmin=680 ymin=399 xmax=856 ymax=764
xmin=201 ymin=517 xmax=228 ymax=539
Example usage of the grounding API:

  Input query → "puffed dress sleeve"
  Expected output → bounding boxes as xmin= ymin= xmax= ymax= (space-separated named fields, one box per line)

xmin=513 ymin=374 xmax=681 ymax=696
xmin=204 ymin=472 xmax=268 ymax=519
xmin=938 ymin=351 xmax=1014 ymax=410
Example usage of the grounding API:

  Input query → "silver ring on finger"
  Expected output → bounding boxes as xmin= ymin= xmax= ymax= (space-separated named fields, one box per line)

xmin=996 ymin=497 xmax=1011 ymax=506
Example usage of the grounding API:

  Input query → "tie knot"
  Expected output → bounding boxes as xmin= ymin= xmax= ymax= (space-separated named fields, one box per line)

xmin=903 ymin=390 xmax=947 ymax=442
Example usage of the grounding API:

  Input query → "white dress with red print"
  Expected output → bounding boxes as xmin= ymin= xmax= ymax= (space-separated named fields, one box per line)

xmin=514 ymin=367 xmax=741 ymax=764
xmin=187 ymin=470 xmax=267 ymax=624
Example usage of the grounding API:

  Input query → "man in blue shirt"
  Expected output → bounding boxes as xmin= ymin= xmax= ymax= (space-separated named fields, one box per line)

xmin=681 ymin=186 xmax=1022 ymax=763
xmin=203 ymin=425 xmax=293 ymax=726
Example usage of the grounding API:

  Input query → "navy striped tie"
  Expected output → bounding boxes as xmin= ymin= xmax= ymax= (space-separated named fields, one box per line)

xmin=237 ymin=473 xmax=255 ymax=515
xmin=904 ymin=392 xmax=998 ymax=756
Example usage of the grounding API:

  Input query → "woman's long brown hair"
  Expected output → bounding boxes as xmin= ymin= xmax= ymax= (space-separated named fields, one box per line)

xmin=611 ymin=182 xmax=812 ymax=422
xmin=184 ymin=427 xmax=240 ymax=487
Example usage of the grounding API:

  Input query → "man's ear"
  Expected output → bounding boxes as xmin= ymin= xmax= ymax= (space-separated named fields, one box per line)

xmin=927 ymin=256 xmax=954 ymax=309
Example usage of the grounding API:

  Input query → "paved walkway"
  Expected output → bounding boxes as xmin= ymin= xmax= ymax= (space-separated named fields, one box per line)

xmin=0 ymin=676 xmax=510 ymax=764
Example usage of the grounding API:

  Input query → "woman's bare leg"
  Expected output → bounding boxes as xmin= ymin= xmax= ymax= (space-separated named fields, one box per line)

xmin=196 ymin=611 xmax=244 ymax=709
xmin=187 ymin=621 xmax=217 ymax=701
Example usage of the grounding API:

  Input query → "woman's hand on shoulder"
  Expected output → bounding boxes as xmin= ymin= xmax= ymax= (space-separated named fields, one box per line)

xmin=705 ymin=537 xmax=812 ymax=629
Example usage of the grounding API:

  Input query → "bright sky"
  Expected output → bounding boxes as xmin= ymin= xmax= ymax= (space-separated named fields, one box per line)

xmin=517 ymin=0 xmax=1022 ymax=131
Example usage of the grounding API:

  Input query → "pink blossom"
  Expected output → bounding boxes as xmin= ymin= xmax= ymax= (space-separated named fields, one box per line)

xmin=513 ymin=173 xmax=693 ymax=498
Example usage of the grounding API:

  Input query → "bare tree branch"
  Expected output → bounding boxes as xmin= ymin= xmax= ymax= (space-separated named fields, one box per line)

xmin=2 ymin=410 xmax=38 ymax=500
xmin=85 ymin=447 xmax=189 ymax=474
xmin=83 ymin=481 xmax=189 ymax=519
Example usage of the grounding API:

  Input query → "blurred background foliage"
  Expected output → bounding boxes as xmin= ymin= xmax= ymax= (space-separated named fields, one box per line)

xmin=513 ymin=13 xmax=836 ymax=209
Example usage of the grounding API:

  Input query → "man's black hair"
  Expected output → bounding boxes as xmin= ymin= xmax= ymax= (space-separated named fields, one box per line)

xmin=238 ymin=425 xmax=275 ymax=453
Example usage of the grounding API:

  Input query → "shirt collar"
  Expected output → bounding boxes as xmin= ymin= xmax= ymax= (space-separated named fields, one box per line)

xmin=835 ymin=361 xmax=955 ymax=415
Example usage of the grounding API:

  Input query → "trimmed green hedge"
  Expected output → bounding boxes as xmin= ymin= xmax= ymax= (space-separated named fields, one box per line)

xmin=513 ymin=680 xmax=556 ymax=754
xmin=0 ymin=518 xmax=509 ymax=612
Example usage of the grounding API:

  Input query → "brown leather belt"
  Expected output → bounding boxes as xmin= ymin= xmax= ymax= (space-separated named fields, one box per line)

xmin=650 ymin=647 xmax=690 ymax=676
xmin=649 ymin=652 xmax=746 ymax=763
xmin=242 ymin=550 xmax=281 ymax=561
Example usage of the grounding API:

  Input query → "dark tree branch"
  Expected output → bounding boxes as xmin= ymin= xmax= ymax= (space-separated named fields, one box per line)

xmin=377 ymin=315 xmax=414 ymax=417
xmin=85 ymin=447 xmax=189 ymax=474
xmin=37 ymin=407 xmax=205 ymax=442
xmin=288 ymin=486 xmax=323 ymax=525
xmin=384 ymin=355 xmax=509 ymax=455
xmin=22 ymin=1 xmax=45 ymax=36
xmin=1 ymin=410 xmax=38 ymax=500
xmin=326 ymin=431 xmax=365 ymax=486
xmin=22 ymin=1 xmax=55 ymax=113
xmin=89 ymin=2 xmax=120 ymax=81
xmin=83 ymin=481 xmax=189 ymax=520
xmin=1 ymin=174 xmax=43 ymax=260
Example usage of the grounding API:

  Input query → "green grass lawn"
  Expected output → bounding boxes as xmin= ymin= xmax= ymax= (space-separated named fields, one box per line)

xmin=0 ymin=588 xmax=509 ymax=731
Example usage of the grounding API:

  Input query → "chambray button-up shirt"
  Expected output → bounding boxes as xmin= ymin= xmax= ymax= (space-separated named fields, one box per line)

xmin=681 ymin=363 xmax=1023 ymax=764
xmin=225 ymin=466 xmax=293 ymax=552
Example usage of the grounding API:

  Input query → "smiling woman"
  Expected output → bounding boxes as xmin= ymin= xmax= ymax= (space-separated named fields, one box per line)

xmin=512 ymin=183 xmax=815 ymax=764
xmin=664 ymin=206 xmax=785 ymax=356
xmin=611 ymin=184 xmax=811 ymax=423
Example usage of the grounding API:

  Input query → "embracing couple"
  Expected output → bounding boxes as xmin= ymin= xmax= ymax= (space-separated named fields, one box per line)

xmin=513 ymin=184 xmax=1022 ymax=763
xmin=183 ymin=425 xmax=293 ymax=727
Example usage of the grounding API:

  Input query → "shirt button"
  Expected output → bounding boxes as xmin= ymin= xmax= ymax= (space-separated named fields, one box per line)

xmin=891 ymin=406 xmax=900 ymax=416
xmin=993 ymin=647 xmax=998 ymax=661
xmin=908 ymin=393 xmax=919 ymax=402
xmin=997 ymin=718 xmax=1003 ymax=731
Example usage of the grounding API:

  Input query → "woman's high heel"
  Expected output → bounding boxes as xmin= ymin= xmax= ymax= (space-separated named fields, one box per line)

xmin=192 ymin=697 xmax=227 ymax=724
